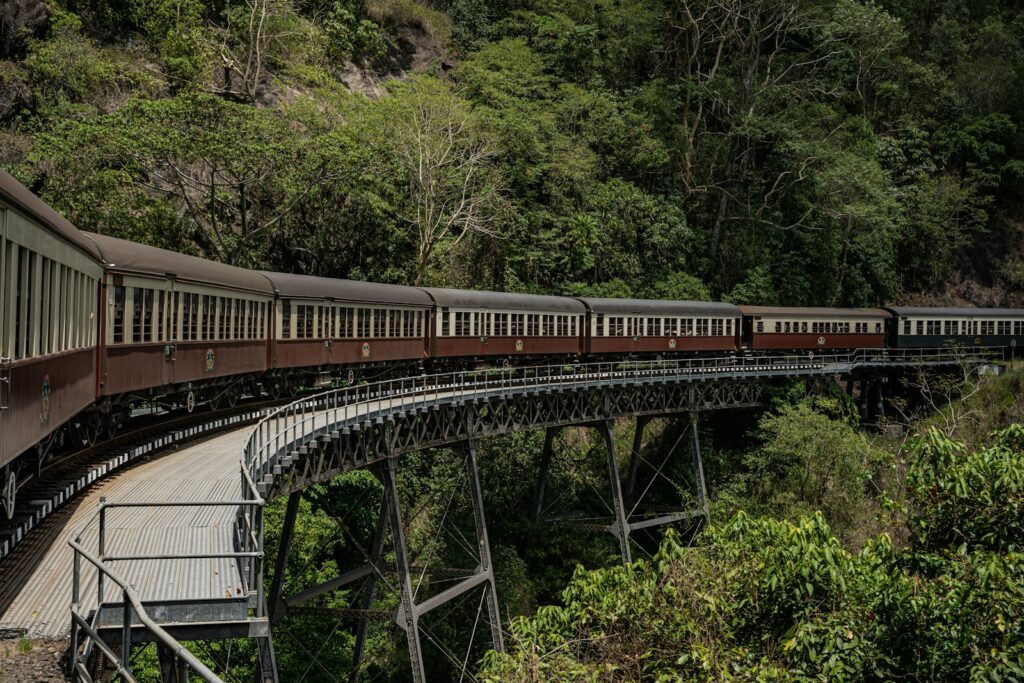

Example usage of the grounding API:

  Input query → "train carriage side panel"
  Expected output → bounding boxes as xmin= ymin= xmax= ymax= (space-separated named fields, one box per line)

xmin=577 ymin=298 xmax=741 ymax=356
xmin=86 ymin=233 xmax=274 ymax=398
xmin=885 ymin=307 xmax=1024 ymax=352
xmin=0 ymin=173 xmax=104 ymax=471
xmin=420 ymin=288 xmax=585 ymax=362
xmin=261 ymin=273 xmax=432 ymax=371
xmin=739 ymin=306 xmax=890 ymax=351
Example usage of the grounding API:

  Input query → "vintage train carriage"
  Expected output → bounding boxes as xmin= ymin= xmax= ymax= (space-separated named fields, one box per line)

xmin=422 ymin=288 xmax=585 ymax=362
xmin=740 ymin=306 xmax=890 ymax=351
xmin=577 ymin=298 xmax=741 ymax=356
xmin=0 ymin=173 xmax=104 ymax=496
xmin=88 ymin=233 xmax=275 ymax=408
xmin=885 ymin=307 xmax=1024 ymax=352
xmin=262 ymin=273 xmax=432 ymax=376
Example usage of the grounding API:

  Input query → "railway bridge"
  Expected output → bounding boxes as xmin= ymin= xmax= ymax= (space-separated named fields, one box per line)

xmin=0 ymin=348 xmax=995 ymax=682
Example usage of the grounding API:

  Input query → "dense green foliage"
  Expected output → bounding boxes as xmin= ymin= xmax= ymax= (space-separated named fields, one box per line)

xmin=480 ymin=426 xmax=1024 ymax=682
xmin=2 ymin=0 xmax=1023 ymax=303
xmin=3 ymin=2 xmax=1024 ymax=680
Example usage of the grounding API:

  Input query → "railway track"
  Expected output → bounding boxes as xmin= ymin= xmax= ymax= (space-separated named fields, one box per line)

xmin=0 ymin=399 xmax=281 ymax=562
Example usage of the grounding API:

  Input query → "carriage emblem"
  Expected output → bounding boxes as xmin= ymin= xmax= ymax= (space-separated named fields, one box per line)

xmin=40 ymin=375 xmax=51 ymax=425
xmin=515 ymin=339 xmax=524 ymax=351
xmin=205 ymin=349 xmax=216 ymax=372
xmin=817 ymin=336 xmax=826 ymax=346
xmin=361 ymin=342 xmax=371 ymax=358
xmin=668 ymin=339 xmax=677 ymax=349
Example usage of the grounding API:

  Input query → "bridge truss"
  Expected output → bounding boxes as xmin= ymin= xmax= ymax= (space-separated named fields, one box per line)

xmin=65 ymin=348 xmax=999 ymax=682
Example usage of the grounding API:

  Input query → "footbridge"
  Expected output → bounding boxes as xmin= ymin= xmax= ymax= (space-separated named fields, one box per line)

xmin=0 ymin=348 xmax=995 ymax=682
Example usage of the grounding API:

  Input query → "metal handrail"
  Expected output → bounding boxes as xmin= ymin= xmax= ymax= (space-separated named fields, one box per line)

xmin=68 ymin=496 xmax=266 ymax=682
xmin=69 ymin=537 xmax=222 ymax=682
xmin=242 ymin=346 xmax=999 ymax=489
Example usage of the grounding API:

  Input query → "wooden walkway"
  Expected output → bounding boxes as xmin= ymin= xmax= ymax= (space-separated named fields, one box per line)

xmin=0 ymin=428 xmax=250 ymax=638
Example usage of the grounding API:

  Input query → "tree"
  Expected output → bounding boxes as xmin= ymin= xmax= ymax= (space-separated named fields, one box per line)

xmin=383 ymin=77 xmax=505 ymax=285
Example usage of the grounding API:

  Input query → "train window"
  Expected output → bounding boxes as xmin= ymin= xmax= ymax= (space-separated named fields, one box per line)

xmin=783 ymin=321 xmax=791 ymax=334
xmin=156 ymin=291 xmax=164 ymax=341
xmin=215 ymin=297 xmax=224 ymax=338
xmin=454 ymin=311 xmax=466 ymax=336
xmin=143 ymin=289 xmax=154 ymax=342
xmin=914 ymin=320 xmax=923 ymax=335
xmin=179 ymin=293 xmax=190 ymax=340
xmin=341 ymin=308 xmax=353 ymax=337
xmin=799 ymin=322 xmax=806 ymax=333
xmin=673 ymin=319 xmax=684 ymax=336
xmin=998 ymin=321 xmax=1009 ymax=335
xmin=190 ymin=294 xmax=200 ymax=339
xmin=355 ymin=309 xmax=367 ymax=338
xmin=113 ymin=285 xmax=126 ymax=344
xmin=281 ymin=301 xmax=292 ymax=339
xmin=756 ymin=321 xmax=764 ymax=333
xmin=543 ymin=315 xmax=552 ymax=336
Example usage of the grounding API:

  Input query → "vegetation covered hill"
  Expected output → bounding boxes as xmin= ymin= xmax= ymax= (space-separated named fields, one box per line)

xmin=4 ymin=2 xmax=1024 ymax=680
xmin=2 ymin=0 xmax=1023 ymax=305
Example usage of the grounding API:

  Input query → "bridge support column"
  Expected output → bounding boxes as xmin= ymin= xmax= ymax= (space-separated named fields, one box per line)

xmin=382 ymin=441 xmax=504 ymax=682
xmin=349 ymin=497 xmax=388 ymax=683
xmin=381 ymin=455 xmax=427 ymax=683
xmin=626 ymin=416 xmax=652 ymax=499
xmin=157 ymin=642 xmax=189 ymax=683
xmin=599 ymin=419 xmax=632 ymax=566
xmin=532 ymin=427 xmax=561 ymax=524
xmin=690 ymin=411 xmax=709 ymax=520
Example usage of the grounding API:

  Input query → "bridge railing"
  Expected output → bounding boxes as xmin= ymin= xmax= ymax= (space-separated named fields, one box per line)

xmin=242 ymin=346 xmax=999 ymax=495
xmin=67 ymin=495 xmax=266 ymax=682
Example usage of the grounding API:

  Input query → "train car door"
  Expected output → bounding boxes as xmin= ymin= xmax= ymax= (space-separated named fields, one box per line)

xmin=475 ymin=310 xmax=488 ymax=357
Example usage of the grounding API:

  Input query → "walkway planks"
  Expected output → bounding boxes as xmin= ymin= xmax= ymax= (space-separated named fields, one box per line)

xmin=0 ymin=428 xmax=250 ymax=638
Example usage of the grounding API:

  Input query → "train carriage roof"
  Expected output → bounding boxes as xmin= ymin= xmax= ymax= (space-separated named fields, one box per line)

xmin=421 ymin=288 xmax=585 ymax=313
xmin=0 ymin=171 xmax=103 ymax=261
xmin=85 ymin=232 xmax=274 ymax=295
xmin=739 ymin=306 xmax=891 ymax=319
xmin=262 ymin=272 xmax=432 ymax=307
xmin=577 ymin=298 xmax=740 ymax=316
xmin=885 ymin=306 xmax=1024 ymax=317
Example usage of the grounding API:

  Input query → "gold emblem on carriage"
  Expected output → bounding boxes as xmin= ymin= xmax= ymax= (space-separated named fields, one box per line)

xmin=40 ymin=375 xmax=51 ymax=425
xmin=205 ymin=349 xmax=215 ymax=372
xmin=361 ymin=342 xmax=371 ymax=358
xmin=515 ymin=339 xmax=524 ymax=351
xmin=668 ymin=339 xmax=677 ymax=349
xmin=817 ymin=336 xmax=826 ymax=346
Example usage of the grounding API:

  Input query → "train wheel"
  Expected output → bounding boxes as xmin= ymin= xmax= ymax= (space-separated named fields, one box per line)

xmin=105 ymin=411 xmax=121 ymax=440
xmin=78 ymin=412 xmax=101 ymax=447
xmin=226 ymin=388 xmax=239 ymax=408
xmin=2 ymin=468 xmax=15 ymax=520
xmin=269 ymin=381 xmax=284 ymax=400
xmin=185 ymin=390 xmax=196 ymax=414
xmin=208 ymin=391 xmax=222 ymax=412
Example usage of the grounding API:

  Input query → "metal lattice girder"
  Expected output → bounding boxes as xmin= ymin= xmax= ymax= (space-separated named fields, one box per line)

xmin=264 ymin=379 xmax=764 ymax=500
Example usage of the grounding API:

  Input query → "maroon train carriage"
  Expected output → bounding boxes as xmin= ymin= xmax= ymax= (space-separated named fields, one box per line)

xmin=261 ymin=272 xmax=433 ymax=387
xmin=421 ymin=288 xmax=586 ymax=364
xmin=740 ymin=306 xmax=891 ymax=352
xmin=576 ymin=298 xmax=742 ymax=356
xmin=0 ymin=172 xmax=104 ymax=514
xmin=87 ymin=233 xmax=276 ymax=424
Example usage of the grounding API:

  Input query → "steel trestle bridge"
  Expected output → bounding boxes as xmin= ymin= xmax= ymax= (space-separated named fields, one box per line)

xmin=62 ymin=347 xmax=996 ymax=682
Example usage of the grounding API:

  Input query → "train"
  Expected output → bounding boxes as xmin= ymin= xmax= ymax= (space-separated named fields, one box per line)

xmin=2 ymin=169 xmax=1023 ymax=518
